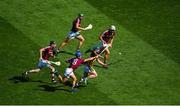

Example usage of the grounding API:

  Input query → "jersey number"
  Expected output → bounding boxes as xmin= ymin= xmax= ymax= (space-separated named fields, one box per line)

xmin=72 ymin=59 xmax=78 ymax=65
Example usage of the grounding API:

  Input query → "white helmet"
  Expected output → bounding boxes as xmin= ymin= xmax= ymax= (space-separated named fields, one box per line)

xmin=110 ymin=25 xmax=116 ymax=31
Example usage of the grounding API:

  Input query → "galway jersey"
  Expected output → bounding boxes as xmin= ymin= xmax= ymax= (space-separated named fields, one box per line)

xmin=71 ymin=17 xmax=81 ymax=32
xmin=102 ymin=30 xmax=115 ymax=43
xmin=42 ymin=46 xmax=54 ymax=60
xmin=67 ymin=58 xmax=84 ymax=70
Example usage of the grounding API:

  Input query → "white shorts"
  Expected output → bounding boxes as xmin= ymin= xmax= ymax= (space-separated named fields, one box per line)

xmin=64 ymin=68 xmax=74 ymax=78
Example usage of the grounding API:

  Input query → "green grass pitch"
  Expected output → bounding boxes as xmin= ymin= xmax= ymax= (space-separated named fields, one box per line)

xmin=0 ymin=0 xmax=180 ymax=104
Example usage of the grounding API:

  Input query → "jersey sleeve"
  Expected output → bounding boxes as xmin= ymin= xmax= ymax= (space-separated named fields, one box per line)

xmin=67 ymin=58 xmax=74 ymax=63
xmin=81 ymin=59 xmax=85 ymax=63
xmin=102 ymin=30 xmax=108 ymax=37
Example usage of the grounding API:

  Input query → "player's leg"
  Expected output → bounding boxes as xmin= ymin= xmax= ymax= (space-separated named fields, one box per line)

xmin=104 ymin=48 xmax=110 ymax=64
xmin=57 ymin=74 xmax=63 ymax=83
xmin=97 ymin=58 xmax=108 ymax=68
xmin=25 ymin=68 xmax=41 ymax=75
xmin=22 ymin=68 xmax=41 ymax=80
xmin=48 ymin=65 xmax=56 ymax=82
xmin=54 ymin=70 xmax=63 ymax=83
xmin=59 ymin=31 xmax=75 ymax=50
xmin=63 ymin=68 xmax=73 ymax=83
xmin=48 ymin=65 xmax=63 ymax=83
xmin=63 ymin=77 xmax=68 ymax=83
xmin=89 ymin=68 xmax=98 ymax=79
xmin=79 ymin=71 xmax=89 ymax=83
xmin=79 ymin=66 xmax=90 ymax=85
xmin=59 ymin=37 xmax=71 ymax=50
xmin=76 ymin=35 xmax=85 ymax=50
xmin=70 ymin=73 xmax=77 ymax=90
xmin=24 ymin=60 xmax=45 ymax=75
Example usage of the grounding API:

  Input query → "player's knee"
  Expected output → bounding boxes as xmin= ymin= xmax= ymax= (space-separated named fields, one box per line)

xmin=79 ymin=36 xmax=85 ymax=42
xmin=50 ymin=67 xmax=55 ymax=73
xmin=54 ymin=70 xmax=60 ymax=76
xmin=89 ymin=72 xmax=97 ymax=78
xmin=73 ymin=77 xmax=77 ymax=81
xmin=80 ymin=38 xmax=85 ymax=42
xmin=106 ymin=51 xmax=110 ymax=55
xmin=63 ymin=41 xmax=68 ymax=45
xmin=93 ymin=72 xmax=98 ymax=77
xmin=74 ymin=77 xmax=77 ymax=81
xmin=89 ymin=75 xmax=96 ymax=78
xmin=63 ymin=77 xmax=68 ymax=82
xmin=95 ymin=73 xmax=98 ymax=77
xmin=82 ymin=38 xmax=85 ymax=42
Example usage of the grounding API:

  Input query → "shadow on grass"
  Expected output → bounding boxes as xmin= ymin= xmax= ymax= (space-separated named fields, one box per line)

xmin=94 ymin=59 xmax=121 ymax=69
xmin=38 ymin=84 xmax=71 ymax=92
xmin=9 ymin=75 xmax=29 ymax=83
xmin=58 ymin=50 xmax=74 ymax=56
xmin=8 ymin=75 xmax=48 ymax=84
xmin=38 ymin=81 xmax=85 ymax=93
xmin=9 ymin=75 xmax=85 ymax=93
xmin=8 ymin=75 xmax=71 ymax=93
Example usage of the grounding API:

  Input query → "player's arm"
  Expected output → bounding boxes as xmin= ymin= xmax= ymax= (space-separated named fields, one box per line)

xmin=99 ymin=31 xmax=107 ymax=44
xmin=66 ymin=58 xmax=73 ymax=63
xmin=76 ymin=19 xmax=86 ymax=31
xmin=93 ymin=50 xmax=98 ymax=55
xmin=97 ymin=58 xmax=107 ymax=66
xmin=109 ymin=36 xmax=114 ymax=48
xmin=84 ymin=55 xmax=99 ymax=62
xmin=39 ymin=48 xmax=45 ymax=60
xmin=99 ymin=33 xmax=104 ymax=43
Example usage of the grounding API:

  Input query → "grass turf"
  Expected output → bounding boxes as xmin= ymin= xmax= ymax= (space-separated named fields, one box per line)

xmin=0 ymin=0 xmax=180 ymax=104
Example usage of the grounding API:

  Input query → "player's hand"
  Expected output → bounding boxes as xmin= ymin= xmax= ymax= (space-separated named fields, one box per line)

xmin=82 ymin=28 xmax=87 ymax=31
xmin=103 ymin=64 xmax=108 ymax=68
xmin=95 ymin=55 xmax=99 ymax=59
xmin=45 ymin=60 xmax=51 ymax=64
xmin=109 ymin=44 xmax=112 ymax=48
xmin=84 ymin=24 xmax=92 ymax=30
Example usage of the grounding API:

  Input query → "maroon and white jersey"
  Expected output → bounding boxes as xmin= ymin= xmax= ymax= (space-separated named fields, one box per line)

xmin=102 ymin=30 xmax=115 ymax=43
xmin=71 ymin=17 xmax=81 ymax=32
xmin=42 ymin=46 xmax=54 ymax=60
xmin=67 ymin=58 xmax=84 ymax=70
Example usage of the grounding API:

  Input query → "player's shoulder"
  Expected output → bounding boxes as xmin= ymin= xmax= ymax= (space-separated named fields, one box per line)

xmin=40 ymin=46 xmax=50 ymax=50
xmin=74 ymin=17 xmax=80 ymax=22
xmin=69 ymin=57 xmax=75 ymax=60
xmin=102 ymin=30 xmax=109 ymax=34
xmin=45 ymin=46 xmax=51 ymax=49
xmin=78 ymin=58 xmax=84 ymax=62
xmin=45 ymin=46 xmax=54 ymax=52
